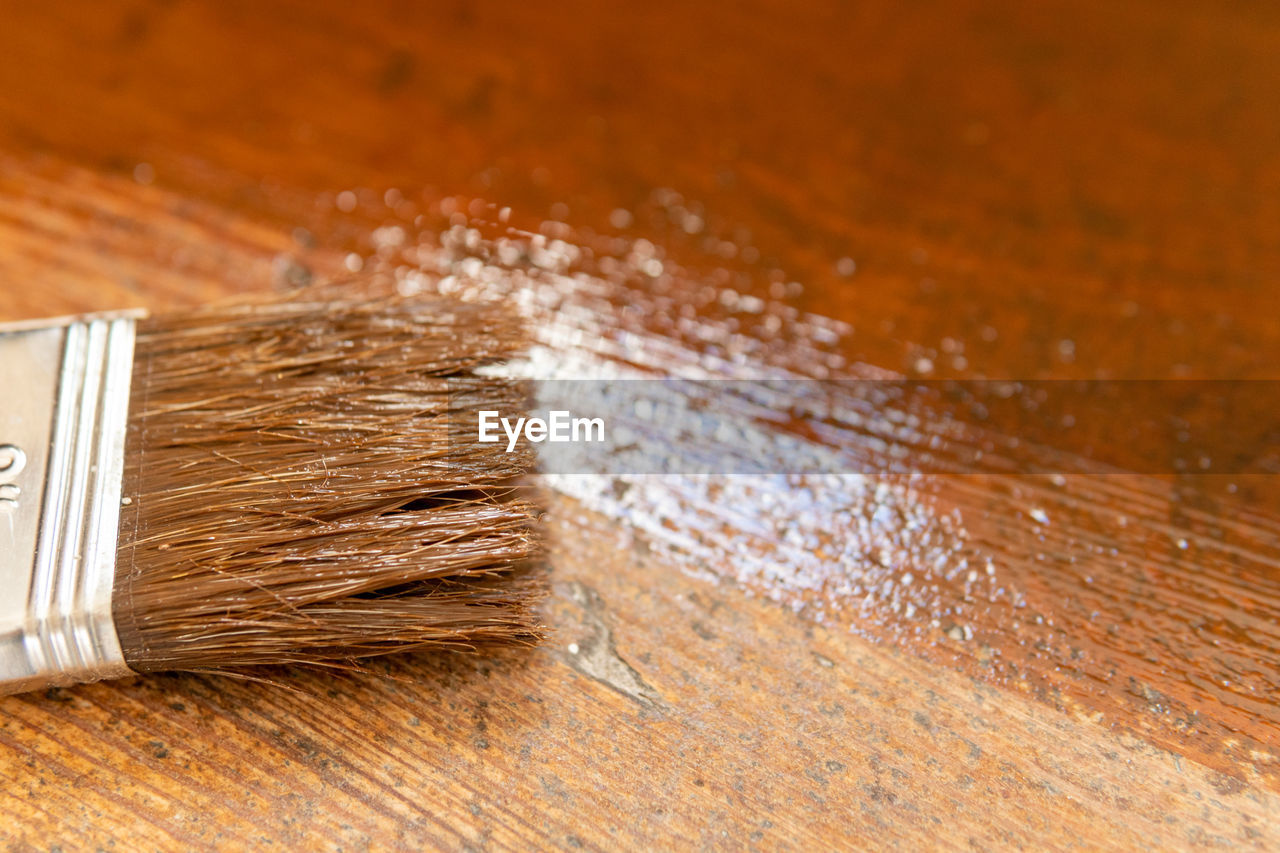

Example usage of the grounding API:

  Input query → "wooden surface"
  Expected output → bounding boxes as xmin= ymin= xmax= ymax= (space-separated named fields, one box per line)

xmin=2 ymin=0 xmax=1279 ymax=848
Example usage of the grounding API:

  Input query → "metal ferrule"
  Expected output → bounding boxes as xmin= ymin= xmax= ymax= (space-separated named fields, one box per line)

xmin=0 ymin=311 xmax=142 ymax=695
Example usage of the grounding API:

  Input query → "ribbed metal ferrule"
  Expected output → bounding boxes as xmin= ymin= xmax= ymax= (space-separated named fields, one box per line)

xmin=0 ymin=313 xmax=140 ymax=694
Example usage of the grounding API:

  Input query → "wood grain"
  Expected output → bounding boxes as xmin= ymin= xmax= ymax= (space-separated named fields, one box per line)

xmin=0 ymin=0 xmax=1278 ymax=848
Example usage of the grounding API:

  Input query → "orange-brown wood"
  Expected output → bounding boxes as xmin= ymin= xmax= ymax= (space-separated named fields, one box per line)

xmin=0 ymin=0 xmax=1277 ymax=847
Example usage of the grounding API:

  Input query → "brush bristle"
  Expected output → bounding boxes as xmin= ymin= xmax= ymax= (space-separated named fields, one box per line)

xmin=113 ymin=288 xmax=543 ymax=673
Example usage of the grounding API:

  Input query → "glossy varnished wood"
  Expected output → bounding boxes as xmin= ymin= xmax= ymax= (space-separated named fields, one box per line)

xmin=0 ymin=0 xmax=1277 ymax=848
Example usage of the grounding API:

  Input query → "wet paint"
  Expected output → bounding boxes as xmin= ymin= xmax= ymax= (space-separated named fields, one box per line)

xmin=341 ymin=191 xmax=1280 ymax=785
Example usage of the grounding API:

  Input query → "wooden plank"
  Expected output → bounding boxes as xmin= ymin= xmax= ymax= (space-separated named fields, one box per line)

xmin=0 ymin=0 xmax=1277 ymax=846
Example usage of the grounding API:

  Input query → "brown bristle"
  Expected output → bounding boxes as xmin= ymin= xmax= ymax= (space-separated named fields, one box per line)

xmin=112 ymin=289 xmax=543 ymax=673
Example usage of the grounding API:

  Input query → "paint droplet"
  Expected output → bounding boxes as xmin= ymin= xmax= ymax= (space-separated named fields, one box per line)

xmin=567 ymin=643 xmax=580 ymax=655
xmin=1029 ymin=508 xmax=1050 ymax=525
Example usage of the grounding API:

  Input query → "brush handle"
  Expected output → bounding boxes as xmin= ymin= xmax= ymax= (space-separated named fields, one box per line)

xmin=0 ymin=313 xmax=142 ymax=695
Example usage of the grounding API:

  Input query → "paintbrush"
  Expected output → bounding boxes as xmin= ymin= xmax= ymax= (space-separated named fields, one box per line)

xmin=0 ymin=289 xmax=543 ymax=696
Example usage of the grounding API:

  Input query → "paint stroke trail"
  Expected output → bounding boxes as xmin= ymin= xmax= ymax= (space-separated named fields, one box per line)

xmin=356 ymin=195 xmax=1280 ymax=788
